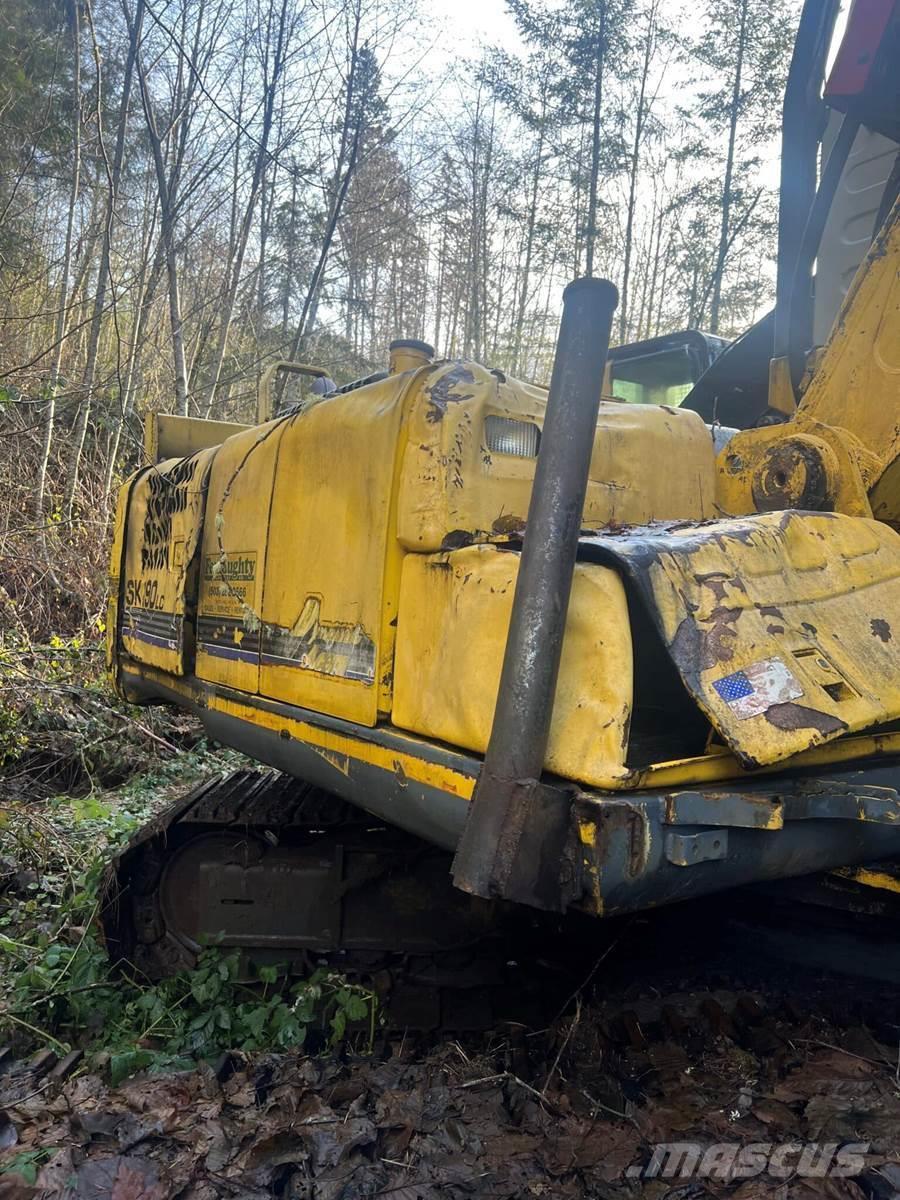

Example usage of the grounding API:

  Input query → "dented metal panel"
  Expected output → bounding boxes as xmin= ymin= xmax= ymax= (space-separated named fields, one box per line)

xmin=581 ymin=511 xmax=900 ymax=769
xmin=397 ymin=361 xmax=717 ymax=554
xmin=259 ymin=377 xmax=415 ymax=726
xmin=393 ymin=545 xmax=633 ymax=788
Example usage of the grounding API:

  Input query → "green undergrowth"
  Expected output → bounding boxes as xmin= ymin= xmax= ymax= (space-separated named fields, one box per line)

xmin=0 ymin=642 xmax=377 ymax=1080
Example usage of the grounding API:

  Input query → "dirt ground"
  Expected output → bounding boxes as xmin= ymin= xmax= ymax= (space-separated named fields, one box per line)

xmin=2 ymin=698 xmax=899 ymax=1200
xmin=3 ymin=929 xmax=900 ymax=1200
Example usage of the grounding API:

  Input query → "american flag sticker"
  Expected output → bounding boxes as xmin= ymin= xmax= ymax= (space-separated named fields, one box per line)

xmin=712 ymin=657 xmax=804 ymax=720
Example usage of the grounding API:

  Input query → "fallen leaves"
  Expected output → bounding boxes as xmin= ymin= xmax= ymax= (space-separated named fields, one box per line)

xmin=69 ymin=1157 xmax=168 ymax=1200
xmin=0 ymin=983 xmax=899 ymax=1198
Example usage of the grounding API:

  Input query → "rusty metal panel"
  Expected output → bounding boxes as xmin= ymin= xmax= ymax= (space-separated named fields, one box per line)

xmin=581 ymin=511 xmax=900 ymax=769
xmin=664 ymin=790 xmax=784 ymax=829
xmin=120 ymin=448 xmax=216 ymax=675
xmin=574 ymin=757 xmax=900 ymax=917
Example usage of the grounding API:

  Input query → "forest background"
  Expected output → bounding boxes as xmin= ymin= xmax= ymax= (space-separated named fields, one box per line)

xmin=0 ymin=0 xmax=800 ymax=640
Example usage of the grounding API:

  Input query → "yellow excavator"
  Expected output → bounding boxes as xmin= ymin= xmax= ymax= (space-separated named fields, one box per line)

xmin=105 ymin=0 xmax=900 ymax=990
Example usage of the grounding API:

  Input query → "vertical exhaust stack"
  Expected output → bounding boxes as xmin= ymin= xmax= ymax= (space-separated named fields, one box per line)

xmin=452 ymin=277 xmax=618 ymax=910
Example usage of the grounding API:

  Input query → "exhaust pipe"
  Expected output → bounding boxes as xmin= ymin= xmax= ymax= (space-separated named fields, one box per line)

xmin=452 ymin=276 xmax=618 ymax=908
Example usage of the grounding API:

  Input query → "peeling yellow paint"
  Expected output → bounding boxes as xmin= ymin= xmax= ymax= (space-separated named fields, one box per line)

xmin=834 ymin=867 xmax=900 ymax=895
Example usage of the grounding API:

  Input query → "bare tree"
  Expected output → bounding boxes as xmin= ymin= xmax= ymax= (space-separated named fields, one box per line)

xmin=37 ymin=0 xmax=81 ymax=523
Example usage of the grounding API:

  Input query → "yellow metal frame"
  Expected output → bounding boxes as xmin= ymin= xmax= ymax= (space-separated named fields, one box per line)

xmin=717 ymin=197 xmax=900 ymax=525
xmin=122 ymin=659 xmax=900 ymax=800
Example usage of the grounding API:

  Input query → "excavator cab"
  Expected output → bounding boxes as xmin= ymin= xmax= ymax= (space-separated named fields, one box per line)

xmin=605 ymin=330 xmax=728 ymax=408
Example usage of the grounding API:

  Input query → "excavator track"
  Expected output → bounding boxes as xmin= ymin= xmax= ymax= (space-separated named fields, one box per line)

xmin=101 ymin=769 xmax=562 ymax=1031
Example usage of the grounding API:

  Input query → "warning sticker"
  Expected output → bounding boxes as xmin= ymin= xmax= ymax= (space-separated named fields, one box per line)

xmin=712 ymin=657 xmax=804 ymax=720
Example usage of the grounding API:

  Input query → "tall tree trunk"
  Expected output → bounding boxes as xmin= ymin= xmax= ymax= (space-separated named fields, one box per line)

xmin=38 ymin=0 xmax=81 ymax=523
xmin=205 ymin=0 xmax=289 ymax=412
xmin=281 ymin=170 xmax=298 ymax=341
xmin=256 ymin=151 xmax=276 ymax=368
xmin=584 ymin=2 xmax=606 ymax=277
xmin=619 ymin=0 xmax=657 ymax=341
xmin=134 ymin=5 xmax=189 ymax=415
xmin=433 ymin=210 xmax=448 ymax=352
xmin=512 ymin=102 xmax=546 ymax=375
xmin=65 ymin=0 xmax=143 ymax=521
xmin=709 ymin=0 xmax=747 ymax=334
xmin=104 ymin=205 xmax=161 ymax=498
xmin=637 ymin=187 xmax=661 ymax=337
xmin=478 ymin=101 xmax=495 ymax=361
xmin=288 ymin=2 xmax=363 ymax=361
xmin=465 ymin=89 xmax=483 ymax=360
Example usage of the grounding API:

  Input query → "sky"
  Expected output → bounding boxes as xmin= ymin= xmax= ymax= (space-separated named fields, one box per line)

xmin=414 ymin=0 xmax=823 ymax=197
xmin=423 ymin=0 xmax=523 ymax=65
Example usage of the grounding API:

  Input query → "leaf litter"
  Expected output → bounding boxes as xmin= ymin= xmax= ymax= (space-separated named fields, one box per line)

xmin=3 ymin=687 xmax=900 ymax=1198
xmin=2 ymin=972 xmax=900 ymax=1199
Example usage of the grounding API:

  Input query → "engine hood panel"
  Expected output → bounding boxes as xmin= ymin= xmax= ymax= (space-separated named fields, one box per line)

xmin=580 ymin=512 xmax=900 ymax=769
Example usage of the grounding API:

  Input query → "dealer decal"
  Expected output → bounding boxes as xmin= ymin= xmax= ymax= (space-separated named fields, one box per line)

xmin=200 ymin=552 xmax=257 ymax=618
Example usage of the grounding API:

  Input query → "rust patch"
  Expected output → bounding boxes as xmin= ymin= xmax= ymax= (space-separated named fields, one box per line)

xmin=694 ymin=571 xmax=747 ymax=602
xmin=758 ymin=605 xmax=785 ymax=620
xmin=425 ymin=364 xmax=476 ymax=423
xmin=871 ymin=618 xmax=892 ymax=643
xmin=593 ymin=801 xmax=648 ymax=879
xmin=763 ymin=703 xmax=847 ymax=737
xmin=670 ymin=615 xmax=704 ymax=674
xmin=694 ymin=571 xmax=731 ymax=602
xmin=440 ymin=530 xmax=475 ymax=551
xmin=671 ymin=607 xmax=741 ymax=673
xmin=492 ymin=514 xmax=526 ymax=536
xmin=705 ymin=608 xmax=742 ymax=665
